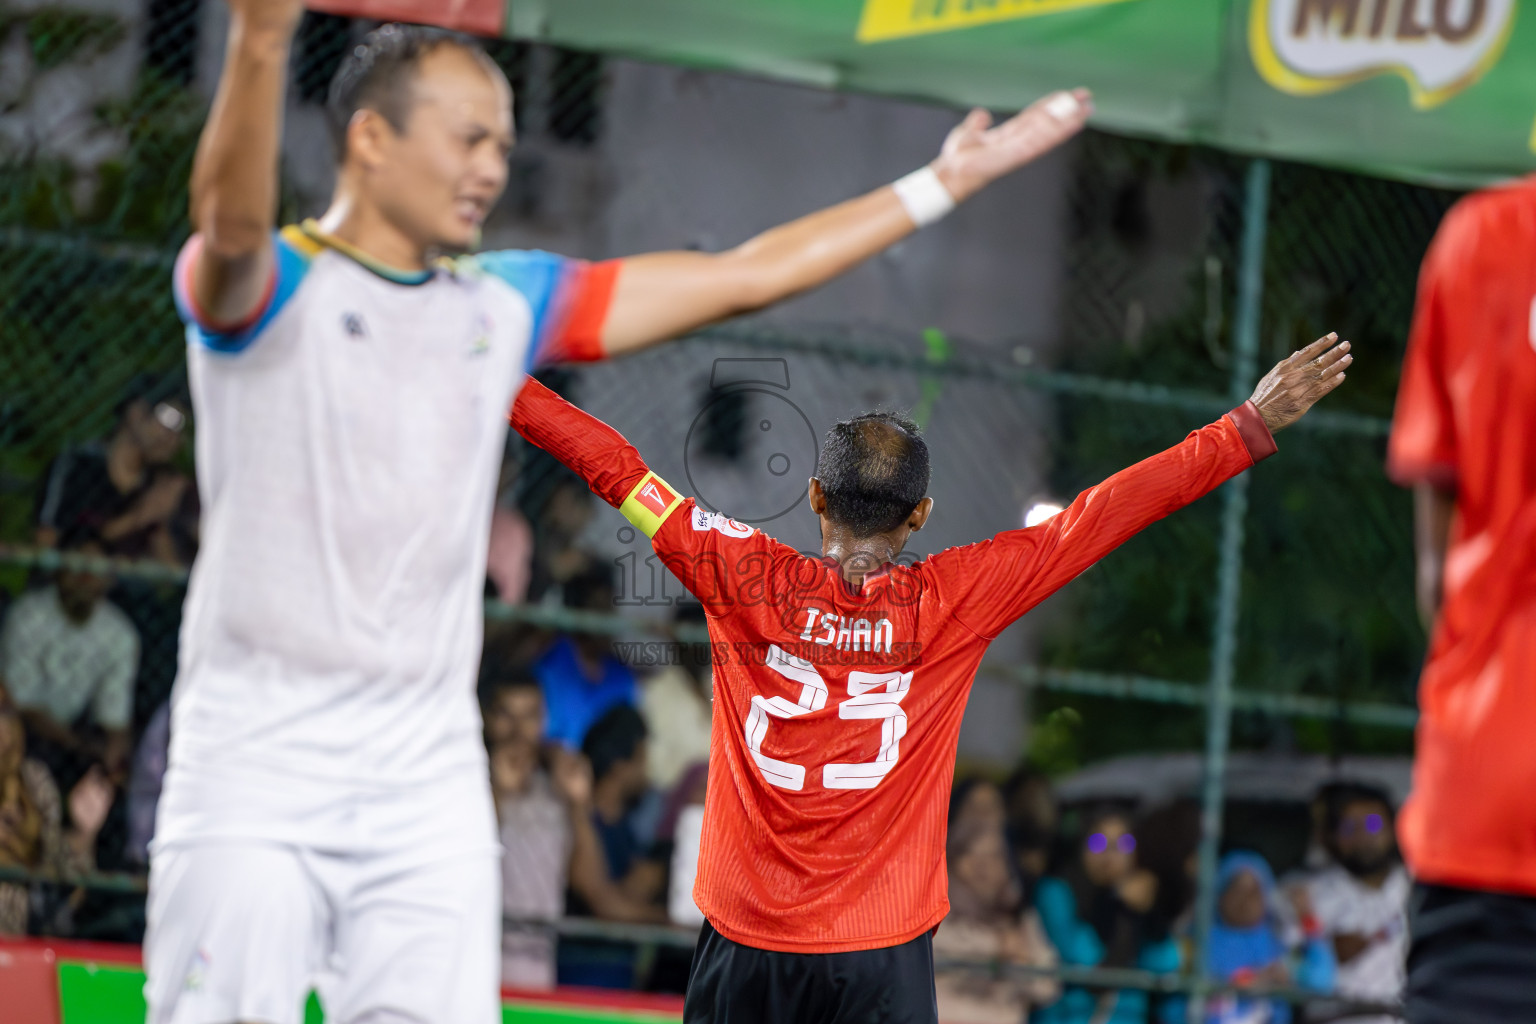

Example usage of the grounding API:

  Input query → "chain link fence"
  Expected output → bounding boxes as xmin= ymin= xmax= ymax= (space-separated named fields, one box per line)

xmin=0 ymin=1 xmax=1456 ymax=1013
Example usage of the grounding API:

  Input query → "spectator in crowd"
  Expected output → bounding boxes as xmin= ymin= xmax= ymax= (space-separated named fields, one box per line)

xmin=580 ymin=704 xmax=665 ymax=906
xmin=1004 ymin=766 xmax=1059 ymax=885
xmin=1199 ymin=851 xmax=1335 ymax=1024
xmin=35 ymin=377 xmax=197 ymax=567
xmin=534 ymin=565 xmax=638 ymax=749
xmin=1033 ymin=807 xmax=1179 ymax=1024
xmin=487 ymin=452 xmax=534 ymax=606
xmin=662 ymin=762 xmax=709 ymax=927
xmin=125 ymin=700 xmax=171 ymax=867
xmin=950 ymin=776 xmax=1008 ymax=833
xmin=1135 ymin=798 xmax=1203 ymax=943
xmin=522 ymin=467 xmax=599 ymax=604
xmin=638 ymin=603 xmax=712 ymax=791
xmin=0 ymin=530 xmax=138 ymax=779
xmin=935 ymin=818 xmax=1060 ymax=1024
xmin=487 ymin=675 xmax=666 ymax=989
xmin=1304 ymin=784 xmax=1408 ymax=1023
xmin=0 ymin=685 xmax=110 ymax=936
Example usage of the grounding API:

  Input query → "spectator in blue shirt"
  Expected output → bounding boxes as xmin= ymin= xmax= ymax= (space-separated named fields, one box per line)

xmin=1198 ymin=851 xmax=1335 ymax=1024
xmin=533 ymin=563 xmax=638 ymax=749
xmin=1033 ymin=808 xmax=1179 ymax=1024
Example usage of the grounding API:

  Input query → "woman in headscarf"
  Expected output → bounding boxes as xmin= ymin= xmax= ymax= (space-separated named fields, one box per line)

xmin=1199 ymin=851 xmax=1335 ymax=1024
xmin=936 ymin=818 xmax=1060 ymax=1023
xmin=1032 ymin=807 xmax=1180 ymax=1024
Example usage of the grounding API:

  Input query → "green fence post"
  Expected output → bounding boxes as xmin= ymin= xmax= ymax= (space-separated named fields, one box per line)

xmin=1189 ymin=158 xmax=1270 ymax=1018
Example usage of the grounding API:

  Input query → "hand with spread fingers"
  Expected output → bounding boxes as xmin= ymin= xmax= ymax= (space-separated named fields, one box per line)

xmin=1249 ymin=332 xmax=1353 ymax=433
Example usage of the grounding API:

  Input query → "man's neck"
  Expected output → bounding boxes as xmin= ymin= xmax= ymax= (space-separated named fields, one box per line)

xmin=591 ymin=780 xmax=627 ymax=825
xmin=318 ymin=192 xmax=428 ymax=272
xmin=821 ymin=535 xmax=899 ymax=586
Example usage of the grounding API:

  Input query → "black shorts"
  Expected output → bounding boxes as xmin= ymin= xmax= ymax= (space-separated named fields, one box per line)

xmin=683 ymin=919 xmax=938 ymax=1024
xmin=1406 ymin=882 xmax=1536 ymax=1024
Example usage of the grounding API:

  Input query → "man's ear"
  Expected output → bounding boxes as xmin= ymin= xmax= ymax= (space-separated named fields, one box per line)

xmin=807 ymin=478 xmax=827 ymax=516
xmin=908 ymin=496 xmax=934 ymax=532
xmin=346 ymin=109 xmax=393 ymax=172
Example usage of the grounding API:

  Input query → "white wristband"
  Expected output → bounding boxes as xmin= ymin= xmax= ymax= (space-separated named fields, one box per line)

xmin=892 ymin=166 xmax=957 ymax=228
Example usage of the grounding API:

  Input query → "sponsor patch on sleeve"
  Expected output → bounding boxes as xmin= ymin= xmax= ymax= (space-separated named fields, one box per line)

xmin=620 ymin=472 xmax=684 ymax=538
xmin=691 ymin=506 xmax=754 ymax=539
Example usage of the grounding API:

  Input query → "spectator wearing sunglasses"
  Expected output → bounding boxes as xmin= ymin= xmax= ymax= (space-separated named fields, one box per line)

xmin=1033 ymin=807 xmax=1179 ymax=1024
xmin=34 ymin=375 xmax=198 ymax=567
xmin=1302 ymin=783 xmax=1407 ymax=1024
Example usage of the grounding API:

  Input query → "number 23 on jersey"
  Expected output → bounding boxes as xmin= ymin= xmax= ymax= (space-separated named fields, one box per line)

xmin=744 ymin=644 xmax=912 ymax=792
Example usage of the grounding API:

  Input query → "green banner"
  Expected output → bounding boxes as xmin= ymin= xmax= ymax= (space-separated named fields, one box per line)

xmin=317 ymin=0 xmax=1536 ymax=187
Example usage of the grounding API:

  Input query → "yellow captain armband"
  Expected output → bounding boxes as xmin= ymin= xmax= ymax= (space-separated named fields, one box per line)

xmin=620 ymin=472 xmax=685 ymax=539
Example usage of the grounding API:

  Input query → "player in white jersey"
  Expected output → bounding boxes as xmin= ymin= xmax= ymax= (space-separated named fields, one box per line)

xmin=147 ymin=1 xmax=1094 ymax=1021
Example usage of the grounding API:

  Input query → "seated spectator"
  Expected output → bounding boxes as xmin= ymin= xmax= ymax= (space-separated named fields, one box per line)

xmin=35 ymin=376 xmax=196 ymax=566
xmin=936 ymin=819 xmax=1060 ymax=1023
xmin=1004 ymin=766 xmax=1059 ymax=885
xmin=487 ymin=453 xmax=534 ymax=605
xmin=1034 ymin=807 xmax=1179 ymax=1024
xmin=0 ymin=685 xmax=108 ymax=936
xmin=534 ymin=565 xmax=638 ymax=749
xmin=1136 ymin=798 xmax=1203 ymax=942
xmin=0 ymin=529 xmax=138 ymax=779
xmin=639 ymin=603 xmax=712 ymax=791
xmin=488 ymin=676 xmax=663 ymax=989
xmin=1303 ymin=783 xmax=1408 ymax=1024
xmin=125 ymin=700 xmax=171 ymax=867
xmin=521 ymin=464 xmax=598 ymax=604
xmin=1201 ymin=851 xmax=1334 ymax=1024
xmin=950 ymin=776 xmax=1008 ymax=833
xmin=662 ymin=762 xmax=709 ymax=927
xmin=580 ymin=704 xmax=665 ymax=906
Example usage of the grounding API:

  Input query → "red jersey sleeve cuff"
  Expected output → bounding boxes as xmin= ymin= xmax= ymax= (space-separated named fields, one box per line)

xmin=1226 ymin=401 xmax=1278 ymax=464
xmin=1386 ymin=455 xmax=1457 ymax=492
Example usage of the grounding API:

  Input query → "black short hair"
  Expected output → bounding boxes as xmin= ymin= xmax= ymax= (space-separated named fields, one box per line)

xmin=1322 ymin=781 xmax=1395 ymax=835
xmin=814 ymin=413 xmax=929 ymax=537
xmin=326 ymin=23 xmax=492 ymax=155
xmin=581 ymin=705 xmax=647 ymax=783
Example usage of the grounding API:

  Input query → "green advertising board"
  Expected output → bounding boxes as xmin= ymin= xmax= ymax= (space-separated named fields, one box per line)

xmin=314 ymin=0 xmax=1536 ymax=187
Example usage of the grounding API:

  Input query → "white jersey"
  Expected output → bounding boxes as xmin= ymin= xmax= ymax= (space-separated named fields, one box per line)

xmin=159 ymin=222 xmax=616 ymax=849
xmin=1307 ymin=863 xmax=1409 ymax=1014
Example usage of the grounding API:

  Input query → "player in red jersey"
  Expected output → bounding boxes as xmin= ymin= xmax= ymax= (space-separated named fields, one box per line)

xmin=510 ymin=334 xmax=1351 ymax=1023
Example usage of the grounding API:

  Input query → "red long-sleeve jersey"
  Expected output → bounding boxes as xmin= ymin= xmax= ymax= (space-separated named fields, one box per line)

xmin=510 ymin=379 xmax=1276 ymax=953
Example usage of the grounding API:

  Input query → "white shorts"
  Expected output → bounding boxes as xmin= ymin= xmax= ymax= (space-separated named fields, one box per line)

xmin=144 ymin=770 xmax=501 ymax=1024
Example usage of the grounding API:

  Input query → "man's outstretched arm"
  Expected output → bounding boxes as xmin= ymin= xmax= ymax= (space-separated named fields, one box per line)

xmin=509 ymin=380 xmax=653 ymax=512
xmin=598 ymin=90 xmax=1092 ymax=355
xmin=182 ymin=0 xmax=304 ymax=329
xmin=932 ymin=334 xmax=1352 ymax=639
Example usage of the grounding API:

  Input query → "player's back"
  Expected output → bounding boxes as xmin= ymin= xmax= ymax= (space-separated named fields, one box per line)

xmin=684 ymin=512 xmax=1020 ymax=953
xmin=1391 ymin=180 xmax=1536 ymax=545
xmin=1390 ymin=178 xmax=1536 ymax=895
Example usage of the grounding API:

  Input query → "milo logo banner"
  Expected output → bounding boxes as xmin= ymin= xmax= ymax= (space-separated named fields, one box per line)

xmin=312 ymin=0 xmax=1536 ymax=185
xmin=1252 ymin=0 xmax=1515 ymax=107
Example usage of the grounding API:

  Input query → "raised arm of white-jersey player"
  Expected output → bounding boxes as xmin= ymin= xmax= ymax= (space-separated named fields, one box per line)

xmin=509 ymin=378 xmax=789 ymax=614
xmin=926 ymin=334 xmax=1351 ymax=638
xmin=181 ymin=0 xmax=304 ymax=331
xmin=597 ymin=90 xmax=1092 ymax=356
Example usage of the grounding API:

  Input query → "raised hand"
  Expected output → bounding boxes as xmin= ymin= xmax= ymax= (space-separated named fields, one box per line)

xmin=1249 ymin=333 xmax=1352 ymax=433
xmin=68 ymin=766 xmax=115 ymax=844
xmin=932 ymin=89 xmax=1094 ymax=202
